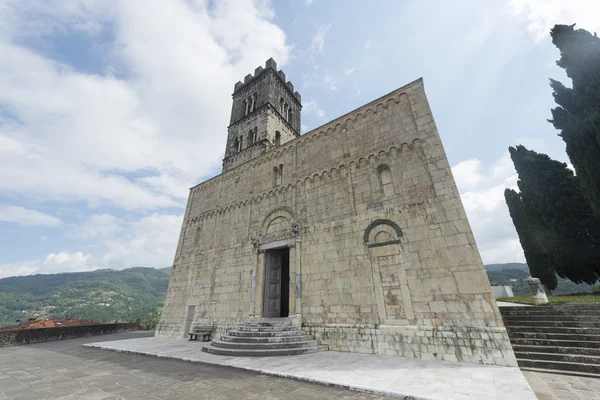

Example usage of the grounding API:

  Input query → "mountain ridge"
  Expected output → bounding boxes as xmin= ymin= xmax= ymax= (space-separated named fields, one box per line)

xmin=0 ymin=267 xmax=169 ymax=328
xmin=0 ymin=262 xmax=593 ymax=328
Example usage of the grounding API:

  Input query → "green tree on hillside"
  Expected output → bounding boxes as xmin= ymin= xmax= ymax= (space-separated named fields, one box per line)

xmin=0 ymin=267 xmax=169 ymax=328
xmin=508 ymin=145 xmax=600 ymax=284
xmin=504 ymin=188 xmax=557 ymax=291
xmin=549 ymin=24 xmax=600 ymax=216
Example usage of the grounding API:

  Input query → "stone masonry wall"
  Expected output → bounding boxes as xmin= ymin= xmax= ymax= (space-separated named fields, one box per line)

xmin=0 ymin=323 xmax=141 ymax=348
xmin=156 ymin=78 xmax=517 ymax=367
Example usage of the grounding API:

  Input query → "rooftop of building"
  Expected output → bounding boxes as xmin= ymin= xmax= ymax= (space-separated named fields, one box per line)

xmin=0 ymin=317 xmax=101 ymax=331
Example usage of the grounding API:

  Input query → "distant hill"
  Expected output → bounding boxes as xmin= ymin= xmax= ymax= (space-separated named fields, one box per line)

xmin=0 ymin=262 xmax=594 ymax=329
xmin=0 ymin=267 xmax=169 ymax=329
xmin=159 ymin=267 xmax=172 ymax=275
xmin=482 ymin=262 xmax=594 ymax=296
xmin=484 ymin=263 xmax=529 ymax=272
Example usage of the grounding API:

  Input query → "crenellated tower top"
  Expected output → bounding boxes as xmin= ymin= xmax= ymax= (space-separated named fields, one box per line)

xmin=223 ymin=58 xmax=302 ymax=172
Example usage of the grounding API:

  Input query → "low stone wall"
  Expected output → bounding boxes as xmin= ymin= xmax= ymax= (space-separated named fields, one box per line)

xmin=305 ymin=324 xmax=518 ymax=367
xmin=0 ymin=323 xmax=142 ymax=348
xmin=491 ymin=285 xmax=514 ymax=299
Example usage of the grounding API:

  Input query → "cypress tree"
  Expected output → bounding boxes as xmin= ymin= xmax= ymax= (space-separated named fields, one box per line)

xmin=504 ymin=188 xmax=557 ymax=291
xmin=549 ymin=24 xmax=600 ymax=217
xmin=509 ymin=145 xmax=600 ymax=284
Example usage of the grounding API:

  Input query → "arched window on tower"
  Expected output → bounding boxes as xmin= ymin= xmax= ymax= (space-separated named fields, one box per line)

xmin=280 ymin=98 xmax=284 ymax=114
xmin=274 ymin=164 xmax=283 ymax=186
xmin=248 ymin=127 xmax=257 ymax=145
xmin=275 ymin=131 xmax=281 ymax=147
xmin=378 ymin=165 xmax=394 ymax=197
xmin=237 ymin=136 xmax=243 ymax=152
xmin=233 ymin=137 xmax=240 ymax=153
xmin=242 ymin=99 xmax=248 ymax=116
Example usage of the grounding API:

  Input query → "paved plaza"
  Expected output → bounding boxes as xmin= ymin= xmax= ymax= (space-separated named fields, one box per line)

xmin=522 ymin=370 xmax=600 ymax=400
xmin=0 ymin=332 xmax=390 ymax=400
xmin=84 ymin=335 xmax=535 ymax=399
xmin=1 ymin=331 xmax=599 ymax=399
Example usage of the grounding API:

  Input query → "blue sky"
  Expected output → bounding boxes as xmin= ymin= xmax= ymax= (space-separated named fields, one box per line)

xmin=0 ymin=0 xmax=597 ymax=278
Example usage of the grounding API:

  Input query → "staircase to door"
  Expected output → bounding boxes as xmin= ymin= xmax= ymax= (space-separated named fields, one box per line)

xmin=201 ymin=317 xmax=327 ymax=357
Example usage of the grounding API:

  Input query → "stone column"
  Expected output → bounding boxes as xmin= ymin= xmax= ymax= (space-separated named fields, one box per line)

xmin=254 ymin=252 xmax=265 ymax=316
xmin=292 ymin=239 xmax=303 ymax=328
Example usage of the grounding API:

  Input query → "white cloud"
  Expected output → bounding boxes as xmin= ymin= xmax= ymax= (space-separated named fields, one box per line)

xmin=451 ymin=159 xmax=484 ymax=190
xmin=323 ymin=74 xmax=337 ymax=91
xmin=102 ymin=213 xmax=183 ymax=269
xmin=305 ymin=0 xmax=313 ymax=5
xmin=364 ymin=40 xmax=372 ymax=50
xmin=0 ymin=205 xmax=62 ymax=227
xmin=0 ymin=0 xmax=292 ymax=278
xmin=136 ymin=173 xmax=194 ymax=201
xmin=344 ymin=68 xmax=355 ymax=76
xmin=0 ymin=0 xmax=290 ymax=210
xmin=0 ymin=252 xmax=99 ymax=279
xmin=2 ymin=212 xmax=183 ymax=278
xmin=67 ymin=214 xmax=123 ymax=239
xmin=506 ymin=0 xmax=600 ymax=43
xmin=303 ymin=100 xmax=325 ymax=120
xmin=452 ymin=151 xmax=525 ymax=264
xmin=311 ymin=24 xmax=330 ymax=52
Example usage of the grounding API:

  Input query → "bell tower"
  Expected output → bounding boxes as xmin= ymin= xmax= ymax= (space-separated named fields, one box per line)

xmin=222 ymin=58 xmax=302 ymax=172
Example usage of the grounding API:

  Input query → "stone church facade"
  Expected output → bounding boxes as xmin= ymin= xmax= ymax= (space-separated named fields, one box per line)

xmin=156 ymin=58 xmax=517 ymax=367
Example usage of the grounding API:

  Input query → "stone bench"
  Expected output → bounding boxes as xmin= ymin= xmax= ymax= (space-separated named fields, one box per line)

xmin=189 ymin=325 xmax=213 ymax=342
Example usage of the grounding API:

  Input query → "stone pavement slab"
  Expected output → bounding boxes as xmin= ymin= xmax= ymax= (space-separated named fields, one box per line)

xmin=84 ymin=337 xmax=536 ymax=400
xmin=0 ymin=332 xmax=389 ymax=400
xmin=522 ymin=370 xmax=600 ymax=400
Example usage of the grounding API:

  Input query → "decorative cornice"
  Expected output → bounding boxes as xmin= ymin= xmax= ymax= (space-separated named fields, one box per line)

xmin=187 ymin=138 xmax=424 ymax=225
xmin=189 ymin=80 xmax=424 ymax=192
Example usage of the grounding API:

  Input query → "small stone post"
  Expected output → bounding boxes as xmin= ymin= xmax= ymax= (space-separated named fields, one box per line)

xmin=528 ymin=277 xmax=549 ymax=305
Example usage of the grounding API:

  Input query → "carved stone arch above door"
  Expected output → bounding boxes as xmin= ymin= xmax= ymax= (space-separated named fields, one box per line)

xmin=363 ymin=219 xmax=403 ymax=247
xmin=251 ymin=206 xmax=300 ymax=251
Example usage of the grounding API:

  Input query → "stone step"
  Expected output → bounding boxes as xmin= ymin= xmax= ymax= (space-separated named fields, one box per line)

xmin=519 ymin=367 xmax=600 ymax=380
xmin=500 ymin=308 xmax=600 ymax=316
xmin=508 ymin=332 xmax=600 ymax=348
xmin=510 ymin=337 xmax=600 ymax=349
xmin=237 ymin=325 xmax=297 ymax=332
xmin=248 ymin=318 xmax=293 ymax=326
xmin=211 ymin=339 xmax=319 ymax=350
xmin=507 ymin=325 xmax=600 ymax=335
xmin=508 ymin=331 xmax=600 ymax=342
xmin=502 ymin=314 xmax=600 ymax=322
xmin=517 ymin=358 xmax=600 ymax=375
xmin=513 ymin=344 xmax=600 ymax=356
xmin=503 ymin=319 xmax=600 ymax=328
xmin=244 ymin=323 xmax=293 ymax=328
xmin=201 ymin=343 xmax=327 ymax=357
xmin=228 ymin=329 xmax=306 ymax=337
xmin=502 ymin=303 xmax=600 ymax=310
xmin=220 ymin=334 xmax=313 ymax=343
xmin=515 ymin=351 xmax=600 ymax=365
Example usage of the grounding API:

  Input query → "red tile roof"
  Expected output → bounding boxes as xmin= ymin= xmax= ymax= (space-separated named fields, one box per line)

xmin=0 ymin=318 xmax=101 ymax=331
